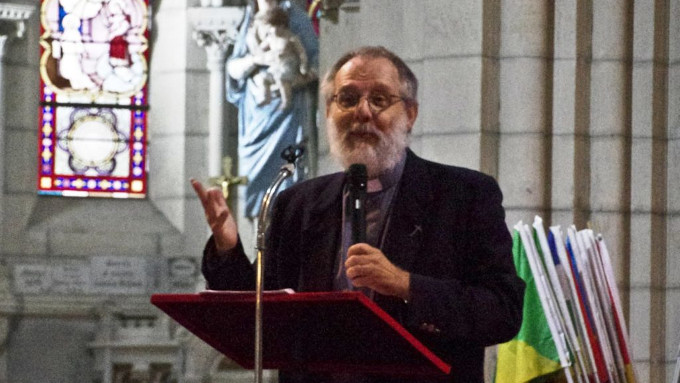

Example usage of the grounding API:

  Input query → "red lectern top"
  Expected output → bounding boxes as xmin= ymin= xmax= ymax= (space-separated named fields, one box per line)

xmin=151 ymin=291 xmax=450 ymax=378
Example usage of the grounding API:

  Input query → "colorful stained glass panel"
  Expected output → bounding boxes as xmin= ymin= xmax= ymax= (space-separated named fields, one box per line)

xmin=38 ymin=0 xmax=150 ymax=198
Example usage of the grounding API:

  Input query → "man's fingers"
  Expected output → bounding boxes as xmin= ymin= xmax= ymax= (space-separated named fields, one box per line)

xmin=191 ymin=178 xmax=226 ymax=209
xmin=190 ymin=178 xmax=208 ymax=206
xmin=345 ymin=263 xmax=370 ymax=280
xmin=345 ymin=253 xmax=379 ymax=268
xmin=205 ymin=188 xmax=228 ymax=216
xmin=206 ymin=187 xmax=225 ymax=207
xmin=216 ymin=209 xmax=231 ymax=226
xmin=346 ymin=266 xmax=375 ymax=289
xmin=347 ymin=243 xmax=375 ymax=256
xmin=349 ymin=276 xmax=370 ymax=288
xmin=193 ymin=179 xmax=233 ymax=228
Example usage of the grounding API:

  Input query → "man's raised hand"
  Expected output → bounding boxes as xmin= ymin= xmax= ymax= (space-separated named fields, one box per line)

xmin=190 ymin=178 xmax=239 ymax=252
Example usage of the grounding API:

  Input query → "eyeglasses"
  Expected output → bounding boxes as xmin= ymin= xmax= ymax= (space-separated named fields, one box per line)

xmin=331 ymin=91 xmax=407 ymax=114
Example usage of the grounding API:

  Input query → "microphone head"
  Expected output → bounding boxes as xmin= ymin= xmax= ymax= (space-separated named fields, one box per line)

xmin=346 ymin=163 xmax=367 ymax=190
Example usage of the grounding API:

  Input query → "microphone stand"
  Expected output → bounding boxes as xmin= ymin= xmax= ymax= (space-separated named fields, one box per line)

xmin=253 ymin=144 xmax=302 ymax=383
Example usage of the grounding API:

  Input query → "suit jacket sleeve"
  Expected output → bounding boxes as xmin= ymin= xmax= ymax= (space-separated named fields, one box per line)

xmin=201 ymin=236 xmax=256 ymax=291
xmin=403 ymin=170 xmax=524 ymax=347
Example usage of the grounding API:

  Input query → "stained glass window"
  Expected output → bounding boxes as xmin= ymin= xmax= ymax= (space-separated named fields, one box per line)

xmin=38 ymin=0 xmax=151 ymax=198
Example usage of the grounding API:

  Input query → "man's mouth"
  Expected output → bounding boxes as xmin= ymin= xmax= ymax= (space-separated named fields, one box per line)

xmin=345 ymin=126 xmax=380 ymax=143
xmin=346 ymin=131 xmax=379 ymax=146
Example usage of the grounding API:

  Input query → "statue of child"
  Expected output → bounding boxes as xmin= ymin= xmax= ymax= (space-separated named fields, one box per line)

xmin=245 ymin=6 xmax=308 ymax=110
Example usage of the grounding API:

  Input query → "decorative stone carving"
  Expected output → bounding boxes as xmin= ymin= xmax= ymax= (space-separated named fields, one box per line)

xmin=312 ymin=0 xmax=359 ymax=23
xmin=90 ymin=302 xmax=180 ymax=383
xmin=188 ymin=6 xmax=245 ymax=176
xmin=0 ymin=3 xmax=34 ymax=39
xmin=0 ymin=8 xmax=33 ymax=272
xmin=188 ymin=6 xmax=246 ymax=63
xmin=200 ymin=0 xmax=248 ymax=7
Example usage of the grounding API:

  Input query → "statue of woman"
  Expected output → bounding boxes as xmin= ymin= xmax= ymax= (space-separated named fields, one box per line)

xmin=226 ymin=0 xmax=318 ymax=218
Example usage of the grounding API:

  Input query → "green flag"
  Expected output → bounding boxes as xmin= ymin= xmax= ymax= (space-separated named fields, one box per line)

xmin=495 ymin=230 xmax=562 ymax=382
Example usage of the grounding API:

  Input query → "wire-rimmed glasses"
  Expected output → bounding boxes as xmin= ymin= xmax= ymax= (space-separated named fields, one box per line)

xmin=331 ymin=90 xmax=407 ymax=114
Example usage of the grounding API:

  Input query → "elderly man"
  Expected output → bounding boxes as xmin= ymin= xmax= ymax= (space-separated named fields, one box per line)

xmin=192 ymin=46 xmax=524 ymax=383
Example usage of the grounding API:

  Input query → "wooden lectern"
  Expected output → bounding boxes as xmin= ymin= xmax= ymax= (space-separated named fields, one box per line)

xmin=151 ymin=291 xmax=451 ymax=378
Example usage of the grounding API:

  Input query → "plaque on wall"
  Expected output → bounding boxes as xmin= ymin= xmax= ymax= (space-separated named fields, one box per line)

xmin=90 ymin=256 xmax=148 ymax=294
xmin=13 ymin=256 xmax=199 ymax=295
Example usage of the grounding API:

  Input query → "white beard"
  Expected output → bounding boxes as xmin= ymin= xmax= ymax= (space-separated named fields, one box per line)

xmin=327 ymin=116 xmax=410 ymax=178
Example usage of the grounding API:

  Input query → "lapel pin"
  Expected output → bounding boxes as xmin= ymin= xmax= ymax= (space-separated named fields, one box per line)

xmin=409 ymin=225 xmax=423 ymax=237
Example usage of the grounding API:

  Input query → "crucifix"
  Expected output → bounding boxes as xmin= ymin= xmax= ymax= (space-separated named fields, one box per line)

xmin=208 ymin=156 xmax=247 ymax=201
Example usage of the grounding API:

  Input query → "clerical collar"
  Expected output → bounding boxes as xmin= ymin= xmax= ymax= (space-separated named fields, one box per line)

xmin=366 ymin=152 xmax=407 ymax=193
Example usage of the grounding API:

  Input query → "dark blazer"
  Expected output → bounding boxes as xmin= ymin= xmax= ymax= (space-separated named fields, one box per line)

xmin=202 ymin=150 xmax=525 ymax=383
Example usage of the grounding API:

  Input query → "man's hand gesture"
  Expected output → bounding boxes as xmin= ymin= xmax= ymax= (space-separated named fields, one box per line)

xmin=191 ymin=179 xmax=239 ymax=252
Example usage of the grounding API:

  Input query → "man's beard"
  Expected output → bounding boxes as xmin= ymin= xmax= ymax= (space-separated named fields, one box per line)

xmin=327 ymin=117 xmax=410 ymax=178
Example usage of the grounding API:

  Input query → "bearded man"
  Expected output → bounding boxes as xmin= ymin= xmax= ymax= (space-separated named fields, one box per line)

xmin=192 ymin=46 xmax=524 ymax=383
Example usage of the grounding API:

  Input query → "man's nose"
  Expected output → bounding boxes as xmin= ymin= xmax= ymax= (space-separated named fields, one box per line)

xmin=353 ymin=97 xmax=373 ymax=122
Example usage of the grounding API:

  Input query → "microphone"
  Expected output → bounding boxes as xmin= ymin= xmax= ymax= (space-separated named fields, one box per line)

xmin=346 ymin=163 xmax=367 ymax=244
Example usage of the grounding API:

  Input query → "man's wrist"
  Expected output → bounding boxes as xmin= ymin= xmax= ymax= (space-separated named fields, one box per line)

xmin=215 ymin=239 xmax=236 ymax=253
xmin=397 ymin=270 xmax=411 ymax=301
xmin=210 ymin=235 xmax=240 ymax=256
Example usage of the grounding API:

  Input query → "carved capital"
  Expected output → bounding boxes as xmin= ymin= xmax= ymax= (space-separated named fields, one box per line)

xmin=188 ymin=6 xmax=245 ymax=48
xmin=193 ymin=30 xmax=233 ymax=53
xmin=313 ymin=0 xmax=359 ymax=23
xmin=198 ymin=0 xmax=248 ymax=7
xmin=0 ymin=3 xmax=34 ymax=39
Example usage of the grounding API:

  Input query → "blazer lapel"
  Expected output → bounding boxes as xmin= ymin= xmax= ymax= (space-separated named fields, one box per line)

xmin=381 ymin=150 xmax=433 ymax=272
xmin=298 ymin=174 xmax=344 ymax=291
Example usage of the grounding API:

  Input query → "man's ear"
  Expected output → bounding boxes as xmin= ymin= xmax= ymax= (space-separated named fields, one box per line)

xmin=405 ymin=102 xmax=419 ymax=132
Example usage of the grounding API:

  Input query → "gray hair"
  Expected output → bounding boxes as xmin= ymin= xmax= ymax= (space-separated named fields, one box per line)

xmin=321 ymin=46 xmax=419 ymax=107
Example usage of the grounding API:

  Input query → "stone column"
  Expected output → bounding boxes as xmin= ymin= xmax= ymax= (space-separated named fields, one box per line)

xmin=0 ymin=3 xmax=33 ymax=253
xmin=185 ymin=8 xmax=244 ymax=383
xmin=0 ymin=35 xmax=7 ymax=236
xmin=188 ymin=6 xmax=244 ymax=177
xmin=0 ymin=6 xmax=32 ymax=382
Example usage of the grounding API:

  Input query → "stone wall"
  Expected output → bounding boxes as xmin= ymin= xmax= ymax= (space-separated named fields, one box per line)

xmin=317 ymin=1 xmax=679 ymax=382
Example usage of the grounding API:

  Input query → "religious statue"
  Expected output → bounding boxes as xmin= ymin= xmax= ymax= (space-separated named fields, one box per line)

xmin=226 ymin=0 xmax=318 ymax=218
xmin=245 ymin=6 xmax=309 ymax=110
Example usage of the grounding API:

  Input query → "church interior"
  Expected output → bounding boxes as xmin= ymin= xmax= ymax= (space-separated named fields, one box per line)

xmin=0 ymin=0 xmax=678 ymax=382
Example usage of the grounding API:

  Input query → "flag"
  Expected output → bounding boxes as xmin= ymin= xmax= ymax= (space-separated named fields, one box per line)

xmin=548 ymin=227 xmax=595 ymax=382
xmin=581 ymin=231 xmax=626 ymax=382
xmin=595 ymin=235 xmax=637 ymax=382
xmin=495 ymin=229 xmax=562 ymax=383
xmin=565 ymin=231 xmax=610 ymax=383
